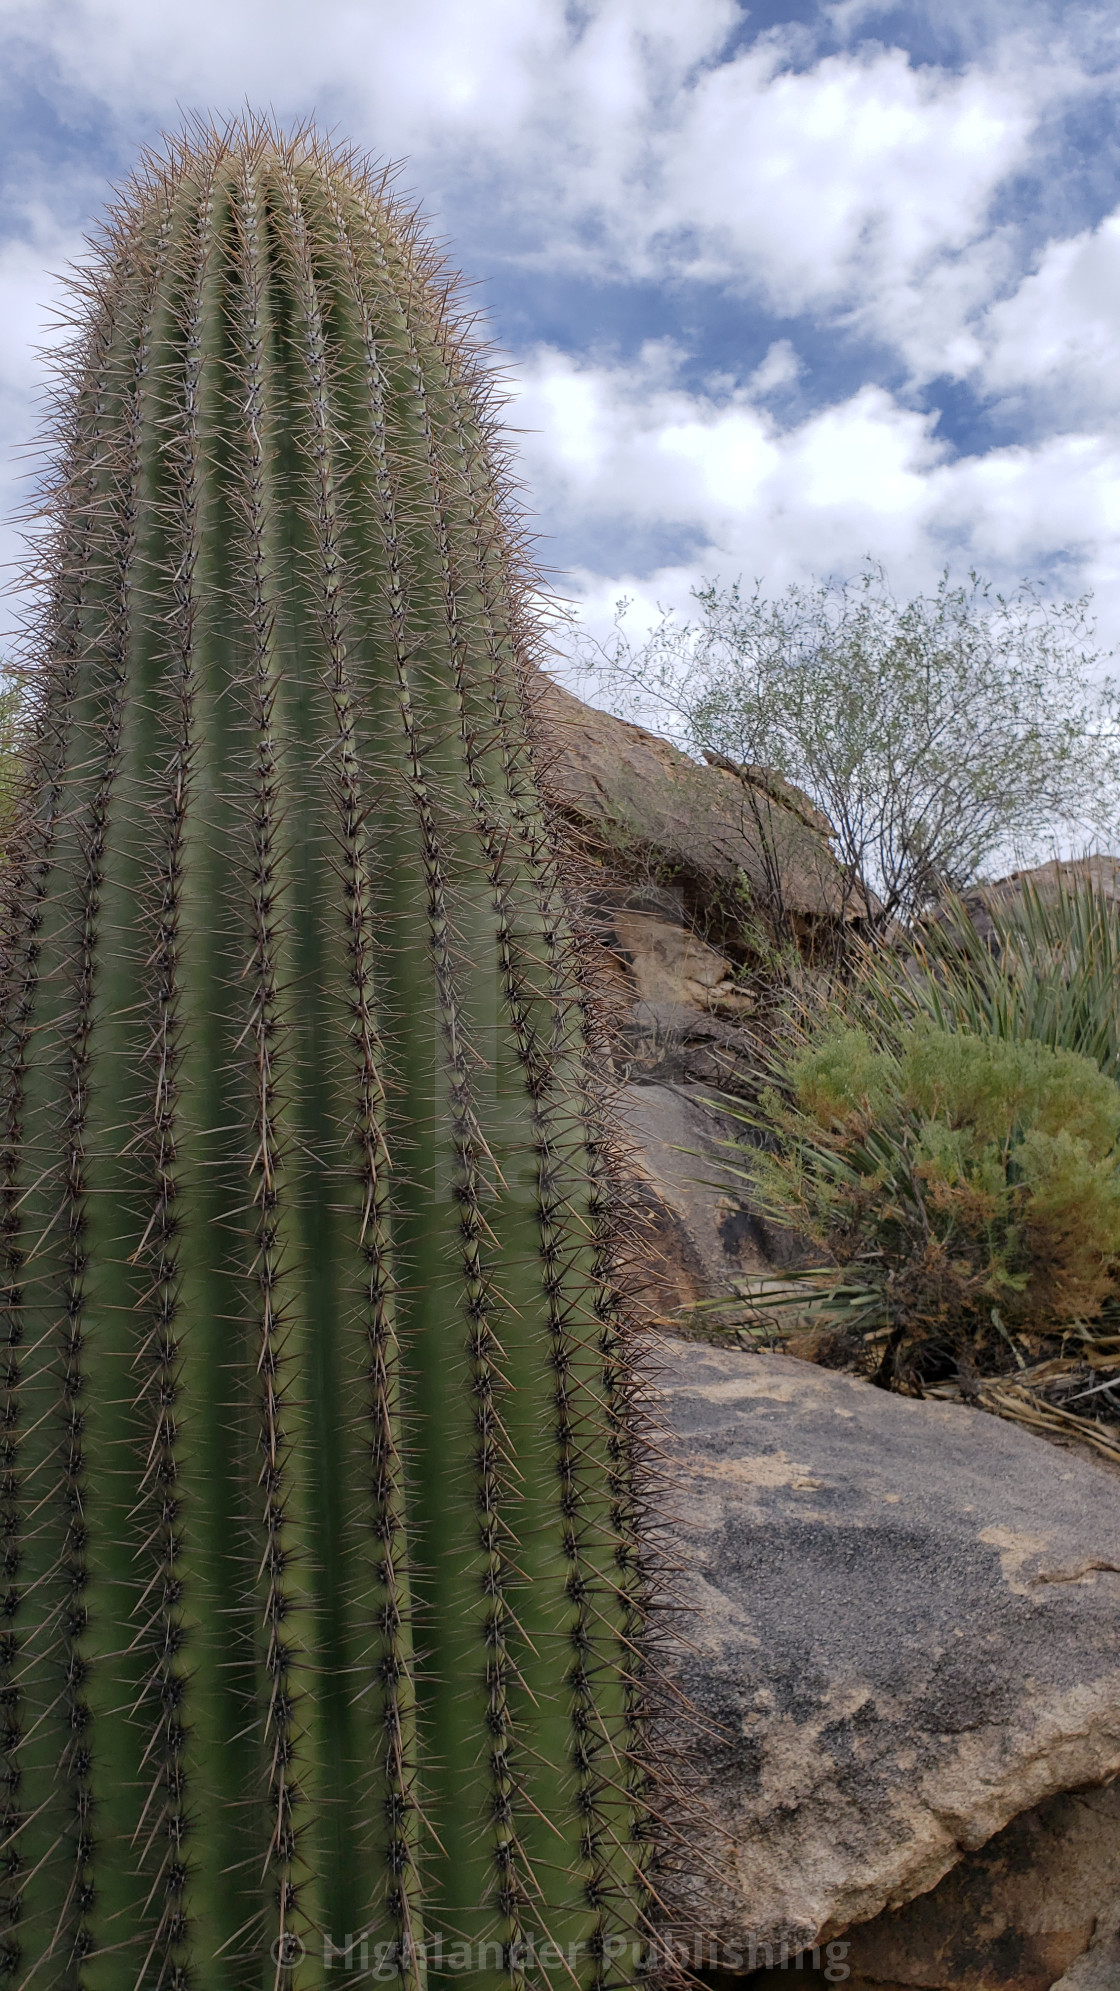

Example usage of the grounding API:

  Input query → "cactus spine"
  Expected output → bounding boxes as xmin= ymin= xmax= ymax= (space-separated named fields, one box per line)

xmin=0 ymin=122 xmax=650 ymax=1988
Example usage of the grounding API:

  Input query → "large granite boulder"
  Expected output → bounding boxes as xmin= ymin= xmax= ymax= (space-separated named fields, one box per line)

xmin=535 ymin=675 xmax=844 ymax=929
xmin=957 ymin=853 xmax=1120 ymax=951
xmin=654 ymin=1338 xmax=1120 ymax=1983
xmin=833 ymin=1783 xmax=1120 ymax=1991
xmin=980 ymin=853 xmax=1120 ymax=915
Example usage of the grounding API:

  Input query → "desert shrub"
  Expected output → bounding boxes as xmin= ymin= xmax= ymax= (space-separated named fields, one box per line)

xmin=573 ymin=566 xmax=1120 ymax=931
xmin=732 ymin=1021 xmax=1120 ymax=1387
xmin=904 ymin=874 xmax=1120 ymax=1081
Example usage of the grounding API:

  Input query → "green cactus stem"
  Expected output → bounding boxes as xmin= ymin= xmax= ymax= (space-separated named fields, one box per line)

xmin=0 ymin=119 xmax=651 ymax=1989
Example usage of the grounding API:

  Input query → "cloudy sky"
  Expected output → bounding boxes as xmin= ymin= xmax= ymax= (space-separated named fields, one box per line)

xmin=1 ymin=0 xmax=1119 ymax=657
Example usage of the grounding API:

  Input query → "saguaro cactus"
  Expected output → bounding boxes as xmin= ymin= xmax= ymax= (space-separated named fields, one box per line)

xmin=0 ymin=122 xmax=649 ymax=1987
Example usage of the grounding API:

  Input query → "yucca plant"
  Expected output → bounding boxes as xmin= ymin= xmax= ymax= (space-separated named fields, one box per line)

xmin=910 ymin=872 xmax=1120 ymax=1080
xmin=0 ymin=121 xmax=651 ymax=1988
xmin=767 ymin=870 xmax=1120 ymax=1081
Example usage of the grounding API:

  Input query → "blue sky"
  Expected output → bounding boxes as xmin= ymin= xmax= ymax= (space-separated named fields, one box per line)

xmin=2 ymin=0 xmax=1120 ymax=653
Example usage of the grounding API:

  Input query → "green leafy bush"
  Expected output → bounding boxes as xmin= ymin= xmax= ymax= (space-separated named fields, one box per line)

xmin=736 ymin=1022 xmax=1120 ymax=1385
xmin=574 ymin=565 xmax=1120 ymax=930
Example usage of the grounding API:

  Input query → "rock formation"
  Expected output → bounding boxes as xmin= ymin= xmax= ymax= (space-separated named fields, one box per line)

xmin=980 ymin=853 xmax=1120 ymax=913
xmin=535 ymin=677 xmax=1120 ymax=1988
xmin=537 ymin=676 xmax=839 ymax=1310
xmin=536 ymin=676 xmax=846 ymax=936
xmin=653 ymin=1338 xmax=1120 ymax=1989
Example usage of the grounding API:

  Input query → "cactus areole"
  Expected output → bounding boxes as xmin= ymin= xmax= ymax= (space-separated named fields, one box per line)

xmin=0 ymin=124 xmax=650 ymax=1987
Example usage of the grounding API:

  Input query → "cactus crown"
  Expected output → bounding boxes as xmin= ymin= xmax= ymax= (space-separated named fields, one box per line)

xmin=0 ymin=118 xmax=650 ymax=1988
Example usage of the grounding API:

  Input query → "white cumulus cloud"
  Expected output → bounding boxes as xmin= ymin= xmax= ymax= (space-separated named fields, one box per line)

xmin=510 ymin=343 xmax=1120 ymax=645
xmin=978 ymin=209 xmax=1120 ymax=418
xmin=0 ymin=0 xmax=1118 ymax=654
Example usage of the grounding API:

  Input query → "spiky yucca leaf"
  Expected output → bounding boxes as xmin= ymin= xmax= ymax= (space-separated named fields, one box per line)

xmin=854 ymin=872 xmax=1120 ymax=1079
xmin=0 ymin=120 xmax=651 ymax=1990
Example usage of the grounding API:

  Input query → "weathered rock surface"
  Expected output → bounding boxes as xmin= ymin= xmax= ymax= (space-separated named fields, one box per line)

xmin=981 ymin=853 xmax=1120 ymax=913
xmin=533 ymin=681 xmax=815 ymax=1313
xmin=595 ymin=891 xmax=746 ymax=1016
xmin=836 ymin=1781 xmax=1120 ymax=1990
xmin=537 ymin=675 xmax=843 ymax=926
xmin=581 ymin=881 xmax=765 ymax=1095
xmin=959 ymin=853 xmax=1120 ymax=951
xmin=583 ymin=882 xmax=777 ymax=1315
xmin=1052 ymin=1897 xmax=1120 ymax=1990
xmin=655 ymin=1338 xmax=1120 ymax=1972
xmin=612 ymin=1082 xmax=768 ymax=1315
